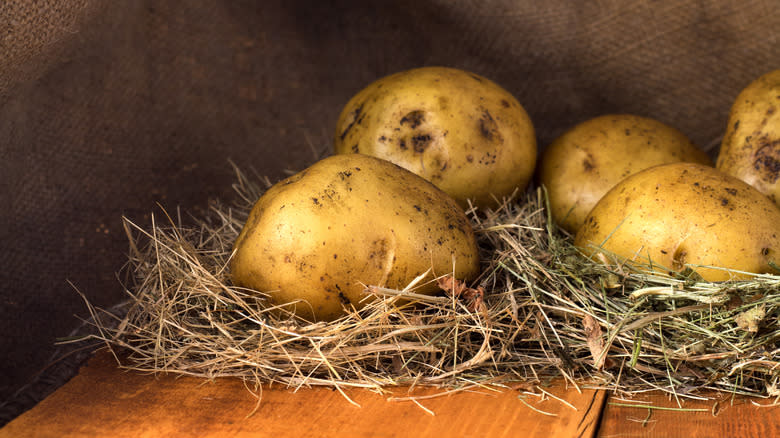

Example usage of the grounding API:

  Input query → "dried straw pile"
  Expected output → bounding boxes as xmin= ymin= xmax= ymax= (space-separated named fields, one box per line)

xmin=79 ymin=166 xmax=780 ymax=404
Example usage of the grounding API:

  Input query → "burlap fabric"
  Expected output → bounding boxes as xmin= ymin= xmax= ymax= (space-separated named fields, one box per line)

xmin=1 ymin=0 xmax=778 ymax=423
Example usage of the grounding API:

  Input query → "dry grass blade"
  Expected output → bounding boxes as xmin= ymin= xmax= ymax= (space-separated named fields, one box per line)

xmin=74 ymin=167 xmax=780 ymax=403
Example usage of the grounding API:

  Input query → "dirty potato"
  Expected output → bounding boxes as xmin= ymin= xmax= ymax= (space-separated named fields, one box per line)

xmin=575 ymin=163 xmax=780 ymax=282
xmin=230 ymin=154 xmax=481 ymax=322
xmin=540 ymin=115 xmax=711 ymax=233
xmin=333 ymin=66 xmax=537 ymax=209
xmin=717 ymin=69 xmax=780 ymax=207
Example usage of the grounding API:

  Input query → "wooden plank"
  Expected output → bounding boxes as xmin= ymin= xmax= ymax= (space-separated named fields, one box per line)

xmin=598 ymin=392 xmax=780 ymax=437
xmin=1 ymin=351 xmax=605 ymax=438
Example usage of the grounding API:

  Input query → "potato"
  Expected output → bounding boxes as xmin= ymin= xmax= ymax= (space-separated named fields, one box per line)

xmin=333 ymin=66 xmax=536 ymax=209
xmin=230 ymin=154 xmax=481 ymax=321
xmin=540 ymin=115 xmax=711 ymax=233
xmin=575 ymin=162 xmax=780 ymax=282
xmin=716 ymin=69 xmax=780 ymax=207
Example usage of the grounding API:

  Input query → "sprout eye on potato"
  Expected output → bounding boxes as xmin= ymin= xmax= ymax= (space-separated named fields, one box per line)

xmin=333 ymin=66 xmax=537 ymax=209
xmin=540 ymin=114 xmax=711 ymax=234
xmin=717 ymin=69 xmax=780 ymax=208
xmin=575 ymin=162 xmax=780 ymax=282
xmin=230 ymin=154 xmax=481 ymax=322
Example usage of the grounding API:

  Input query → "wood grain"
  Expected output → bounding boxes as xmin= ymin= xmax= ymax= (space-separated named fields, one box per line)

xmin=6 ymin=350 xmax=777 ymax=437
xmin=0 ymin=351 xmax=604 ymax=438
xmin=598 ymin=392 xmax=780 ymax=437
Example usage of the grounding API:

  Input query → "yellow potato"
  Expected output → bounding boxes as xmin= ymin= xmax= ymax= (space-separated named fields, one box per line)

xmin=230 ymin=154 xmax=481 ymax=321
xmin=575 ymin=163 xmax=780 ymax=282
xmin=333 ymin=66 xmax=537 ymax=209
xmin=717 ymin=69 xmax=780 ymax=207
xmin=540 ymin=114 xmax=711 ymax=233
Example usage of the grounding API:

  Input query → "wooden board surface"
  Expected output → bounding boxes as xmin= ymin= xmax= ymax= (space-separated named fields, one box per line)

xmin=0 ymin=351 xmax=604 ymax=438
xmin=599 ymin=392 xmax=780 ymax=438
xmin=3 ymin=350 xmax=779 ymax=437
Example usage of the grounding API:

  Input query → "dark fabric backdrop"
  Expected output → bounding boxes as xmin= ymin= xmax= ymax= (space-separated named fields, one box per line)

xmin=1 ymin=0 xmax=778 ymax=421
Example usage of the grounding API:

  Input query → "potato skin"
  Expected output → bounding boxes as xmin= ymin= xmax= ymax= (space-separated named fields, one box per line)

xmin=717 ymin=69 xmax=780 ymax=207
xmin=540 ymin=115 xmax=711 ymax=233
xmin=230 ymin=154 xmax=481 ymax=321
xmin=333 ymin=66 xmax=537 ymax=209
xmin=575 ymin=163 xmax=780 ymax=282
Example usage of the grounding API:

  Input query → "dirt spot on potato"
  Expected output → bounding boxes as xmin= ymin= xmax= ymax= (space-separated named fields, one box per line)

xmin=412 ymin=204 xmax=430 ymax=216
xmin=400 ymin=110 xmax=425 ymax=129
xmin=478 ymin=151 xmax=497 ymax=165
xmin=397 ymin=111 xmax=436 ymax=154
xmin=368 ymin=238 xmax=390 ymax=262
xmin=719 ymin=196 xmax=736 ymax=210
xmin=583 ymin=216 xmax=599 ymax=234
xmin=340 ymin=103 xmax=364 ymax=140
xmin=478 ymin=110 xmax=502 ymax=143
xmin=411 ymin=134 xmax=433 ymax=153
xmin=753 ymin=136 xmax=780 ymax=183
xmin=337 ymin=287 xmax=352 ymax=306
xmin=583 ymin=153 xmax=595 ymax=172
xmin=672 ymin=249 xmax=687 ymax=271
